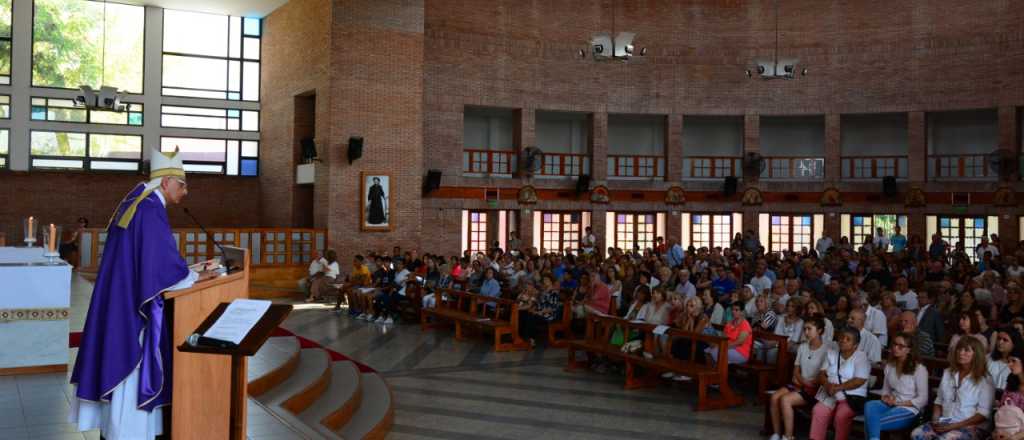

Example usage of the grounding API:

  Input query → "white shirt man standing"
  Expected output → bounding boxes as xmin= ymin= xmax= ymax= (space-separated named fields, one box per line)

xmin=893 ymin=276 xmax=919 ymax=311
xmin=815 ymin=235 xmax=833 ymax=256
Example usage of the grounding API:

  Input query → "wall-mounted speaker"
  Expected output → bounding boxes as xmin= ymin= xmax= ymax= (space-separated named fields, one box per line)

xmin=347 ymin=136 xmax=364 ymax=164
xmin=575 ymin=174 xmax=591 ymax=194
xmin=424 ymin=170 xmax=442 ymax=194
xmin=723 ymin=176 xmax=738 ymax=196
xmin=882 ymin=176 xmax=897 ymax=198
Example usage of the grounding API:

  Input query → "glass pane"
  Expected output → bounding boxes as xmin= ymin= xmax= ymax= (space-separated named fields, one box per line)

xmin=162 ymin=54 xmax=227 ymax=92
xmin=240 ymin=159 xmax=258 ymax=176
xmin=32 ymin=0 xmax=144 ymax=93
xmin=90 ymin=160 xmax=137 ymax=171
xmin=163 ymin=10 xmax=228 ymax=57
xmin=162 ymin=114 xmax=226 ymax=130
xmin=0 ymin=129 xmax=6 ymax=154
xmin=33 ymin=158 xmax=83 ymax=168
xmin=243 ymin=17 xmax=260 ymax=36
xmin=90 ymin=110 xmax=128 ymax=124
xmin=0 ymin=40 xmax=9 ymax=77
xmin=183 ymin=163 xmax=223 ymax=173
xmin=0 ymin=0 xmax=10 ymax=37
xmin=31 ymin=131 xmax=87 ymax=156
xmin=241 ymin=141 xmax=258 ymax=157
xmin=242 ymin=61 xmax=259 ymax=101
xmin=90 ymin=134 xmax=141 ymax=159
xmin=161 ymin=137 xmax=226 ymax=162
xmin=241 ymin=111 xmax=258 ymax=131
xmin=229 ymin=17 xmax=241 ymax=58
xmin=226 ymin=141 xmax=239 ymax=175
xmin=243 ymin=37 xmax=260 ymax=60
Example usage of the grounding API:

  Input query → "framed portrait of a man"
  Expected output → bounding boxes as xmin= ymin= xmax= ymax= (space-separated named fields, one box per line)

xmin=360 ymin=172 xmax=392 ymax=231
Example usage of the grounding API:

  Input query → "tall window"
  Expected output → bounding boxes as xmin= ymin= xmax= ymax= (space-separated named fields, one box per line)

xmin=541 ymin=212 xmax=582 ymax=254
xmin=938 ymin=216 xmax=987 ymax=260
xmin=615 ymin=213 xmax=656 ymax=252
xmin=0 ymin=0 xmax=10 ymax=85
xmin=161 ymin=105 xmax=258 ymax=131
xmin=161 ymin=137 xmax=258 ymax=176
xmin=467 ymin=211 xmax=488 ymax=254
xmin=690 ymin=214 xmax=735 ymax=250
xmin=842 ymin=214 xmax=908 ymax=246
xmin=769 ymin=214 xmax=814 ymax=253
xmin=162 ymin=10 xmax=261 ymax=101
xmin=30 ymin=131 xmax=142 ymax=171
xmin=0 ymin=129 xmax=9 ymax=168
xmin=33 ymin=0 xmax=145 ymax=93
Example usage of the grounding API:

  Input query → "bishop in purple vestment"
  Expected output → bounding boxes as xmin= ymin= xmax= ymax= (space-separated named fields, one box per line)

xmin=70 ymin=149 xmax=198 ymax=439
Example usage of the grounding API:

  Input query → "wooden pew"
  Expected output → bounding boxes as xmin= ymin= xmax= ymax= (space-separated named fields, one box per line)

xmin=566 ymin=313 xmax=744 ymax=411
xmin=734 ymin=330 xmax=790 ymax=404
xmin=545 ymin=291 xmax=574 ymax=348
xmin=421 ymin=288 xmax=530 ymax=352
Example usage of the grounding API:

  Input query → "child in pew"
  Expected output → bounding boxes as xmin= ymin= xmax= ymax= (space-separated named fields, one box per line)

xmin=768 ymin=316 xmax=830 ymax=440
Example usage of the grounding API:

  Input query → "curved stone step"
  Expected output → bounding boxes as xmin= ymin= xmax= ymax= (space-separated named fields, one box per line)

xmin=337 ymin=373 xmax=393 ymax=440
xmin=247 ymin=336 xmax=301 ymax=396
xmin=253 ymin=348 xmax=332 ymax=439
xmin=296 ymin=360 xmax=362 ymax=438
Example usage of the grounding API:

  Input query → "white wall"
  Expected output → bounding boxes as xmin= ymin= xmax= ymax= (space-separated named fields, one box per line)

xmin=463 ymin=109 xmax=514 ymax=149
xmin=536 ymin=111 xmax=587 ymax=154
xmin=608 ymin=114 xmax=664 ymax=155
xmin=760 ymin=115 xmax=825 ymax=156
xmin=927 ymin=109 xmax=998 ymax=155
xmin=682 ymin=115 xmax=743 ymax=156
xmin=840 ymin=113 xmax=908 ymax=156
xmin=3 ymin=0 xmax=260 ymax=171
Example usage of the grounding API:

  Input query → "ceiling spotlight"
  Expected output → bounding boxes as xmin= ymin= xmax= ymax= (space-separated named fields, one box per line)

xmin=745 ymin=70 xmax=752 ymax=77
xmin=801 ymin=68 xmax=808 ymax=76
xmin=577 ymin=49 xmax=586 ymax=58
xmin=639 ymin=47 xmax=647 ymax=56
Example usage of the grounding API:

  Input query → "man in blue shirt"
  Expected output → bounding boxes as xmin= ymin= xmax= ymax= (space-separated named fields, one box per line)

xmin=711 ymin=266 xmax=736 ymax=296
xmin=890 ymin=225 xmax=907 ymax=253
xmin=479 ymin=268 xmax=501 ymax=298
xmin=667 ymin=238 xmax=684 ymax=268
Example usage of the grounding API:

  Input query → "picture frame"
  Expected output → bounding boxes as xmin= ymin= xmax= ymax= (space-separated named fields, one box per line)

xmin=360 ymin=172 xmax=393 ymax=232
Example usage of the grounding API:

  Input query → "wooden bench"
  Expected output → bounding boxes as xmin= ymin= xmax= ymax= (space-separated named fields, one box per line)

xmin=566 ymin=313 xmax=744 ymax=411
xmin=545 ymin=291 xmax=574 ymax=348
xmin=421 ymin=288 xmax=530 ymax=352
xmin=734 ymin=329 xmax=790 ymax=404
xmin=397 ymin=282 xmax=424 ymax=322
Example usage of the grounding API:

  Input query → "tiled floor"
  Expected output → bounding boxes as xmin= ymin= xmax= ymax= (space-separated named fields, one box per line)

xmin=15 ymin=274 xmax=767 ymax=439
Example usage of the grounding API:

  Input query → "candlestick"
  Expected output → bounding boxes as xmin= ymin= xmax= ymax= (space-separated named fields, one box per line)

xmin=27 ymin=216 xmax=34 ymax=238
xmin=48 ymin=224 xmax=56 ymax=252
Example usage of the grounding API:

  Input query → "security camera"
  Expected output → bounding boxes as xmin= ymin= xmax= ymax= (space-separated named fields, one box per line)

xmin=757 ymin=65 xmax=766 ymax=74
xmin=783 ymin=64 xmax=794 ymax=74
xmin=593 ymin=44 xmax=604 ymax=54
xmin=624 ymin=44 xmax=634 ymax=55
xmin=75 ymin=86 xmax=97 ymax=108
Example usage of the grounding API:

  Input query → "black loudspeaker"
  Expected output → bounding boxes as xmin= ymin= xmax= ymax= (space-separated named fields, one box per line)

xmin=424 ymin=170 xmax=442 ymax=193
xmin=300 ymin=137 xmax=317 ymax=161
xmin=724 ymin=176 xmax=738 ymax=196
xmin=347 ymin=136 xmax=364 ymax=164
xmin=575 ymin=174 xmax=591 ymax=194
xmin=882 ymin=176 xmax=897 ymax=198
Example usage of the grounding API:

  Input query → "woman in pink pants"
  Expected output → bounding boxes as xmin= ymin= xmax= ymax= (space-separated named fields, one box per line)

xmin=809 ymin=326 xmax=871 ymax=440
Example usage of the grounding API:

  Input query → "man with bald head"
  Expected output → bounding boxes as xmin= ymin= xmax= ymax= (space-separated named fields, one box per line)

xmin=848 ymin=309 xmax=882 ymax=363
xmin=899 ymin=310 xmax=934 ymax=357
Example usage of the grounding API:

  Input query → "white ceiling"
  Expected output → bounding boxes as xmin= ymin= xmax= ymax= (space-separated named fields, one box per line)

xmin=117 ymin=0 xmax=290 ymax=17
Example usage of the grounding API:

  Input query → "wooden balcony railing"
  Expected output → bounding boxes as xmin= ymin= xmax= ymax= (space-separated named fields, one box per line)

xmin=761 ymin=156 xmax=824 ymax=180
xmin=682 ymin=156 xmax=742 ymax=178
xmin=463 ymin=149 xmax=516 ymax=177
xmin=841 ymin=156 xmax=908 ymax=179
xmin=77 ymin=227 xmax=328 ymax=272
xmin=928 ymin=154 xmax=994 ymax=180
xmin=607 ymin=155 xmax=665 ymax=179
xmin=537 ymin=152 xmax=590 ymax=177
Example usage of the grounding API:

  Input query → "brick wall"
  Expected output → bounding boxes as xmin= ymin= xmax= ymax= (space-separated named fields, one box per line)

xmin=260 ymin=0 xmax=333 ymax=228
xmin=0 ymin=171 xmax=261 ymax=241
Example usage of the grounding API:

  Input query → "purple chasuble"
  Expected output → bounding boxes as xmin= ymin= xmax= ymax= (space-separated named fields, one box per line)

xmin=70 ymin=183 xmax=188 ymax=411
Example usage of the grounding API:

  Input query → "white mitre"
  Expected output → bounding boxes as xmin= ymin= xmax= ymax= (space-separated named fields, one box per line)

xmin=146 ymin=147 xmax=186 ymax=190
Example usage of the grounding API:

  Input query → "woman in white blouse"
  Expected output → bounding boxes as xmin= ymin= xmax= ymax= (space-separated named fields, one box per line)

xmin=911 ymin=336 xmax=995 ymax=440
xmin=863 ymin=332 xmax=929 ymax=440
xmin=990 ymin=329 xmax=1024 ymax=392
xmin=809 ymin=326 xmax=871 ymax=440
xmin=768 ymin=316 xmax=830 ymax=440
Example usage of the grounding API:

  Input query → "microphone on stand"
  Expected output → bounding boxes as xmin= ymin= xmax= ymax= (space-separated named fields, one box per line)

xmin=182 ymin=208 xmax=235 ymax=272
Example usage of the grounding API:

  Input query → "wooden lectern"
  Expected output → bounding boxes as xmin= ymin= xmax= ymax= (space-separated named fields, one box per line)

xmin=162 ymin=248 xmax=250 ymax=439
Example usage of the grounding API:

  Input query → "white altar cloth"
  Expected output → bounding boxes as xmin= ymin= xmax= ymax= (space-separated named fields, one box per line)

xmin=0 ymin=246 xmax=71 ymax=370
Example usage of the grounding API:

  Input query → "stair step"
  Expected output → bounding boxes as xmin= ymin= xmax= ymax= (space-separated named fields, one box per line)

xmin=337 ymin=373 xmax=393 ymax=440
xmin=297 ymin=361 xmax=362 ymax=439
xmin=253 ymin=348 xmax=332 ymax=439
xmin=248 ymin=336 xmax=301 ymax=396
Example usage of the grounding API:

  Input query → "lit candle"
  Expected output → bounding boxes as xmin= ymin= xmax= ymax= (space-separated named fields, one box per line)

xmin=27 ymin=216 xmax=34 ymax=239
xmin=49 ymin=224 xmax=56 ymax=252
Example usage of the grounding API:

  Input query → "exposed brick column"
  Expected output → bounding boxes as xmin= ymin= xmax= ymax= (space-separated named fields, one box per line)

xmin=516 ymin=107 xmax=535 ymax=176
xmin=590 ymin=112 xmax=608 ymax=181
xmin=999 ymin=106 xmax=1019 ymax=154
xmin=591 ymin=207 xmax=607 ymax=256
xmin=999 ymin=106 xmax=1020 ymax=254
xmin=742 ymin=114 xmax=760 ymax=235
xmin=824 ymin=114 xmax=841 ymax=184
xmin=907 ymin=112 xmax=927 ymax=183
xmin=666 ymin=114 xmax=683 ymax=182
xmin=824 ymin=213 xmax=841 ymax=242
xmin=665 ymin=211 xmax=682 ymax=248
xmin=518 ymin=208 xmax=534 ymax=252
